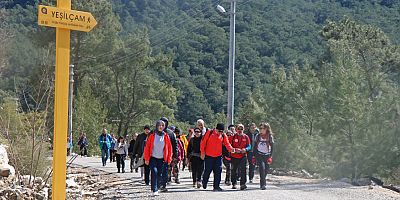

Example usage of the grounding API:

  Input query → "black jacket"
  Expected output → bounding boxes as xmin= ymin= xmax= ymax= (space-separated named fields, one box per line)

xmin=187 ymin=135 xmax=202 ymax=159
xmin=132 ymin=133 xmax=148 ymax=158
xmin=246 ymin=129 xmax=259 ymax=153
xmin=128 ymin=139 xmax=136 ymax=154
xmin=165 ymin=128 xmax=178 ymax=159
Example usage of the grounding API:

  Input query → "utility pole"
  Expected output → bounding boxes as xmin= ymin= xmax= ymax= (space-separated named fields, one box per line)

xmin=227 ymin=0 xmax=236 ymax=127
xmin=68 ymin=64 xmax=74 ymax=154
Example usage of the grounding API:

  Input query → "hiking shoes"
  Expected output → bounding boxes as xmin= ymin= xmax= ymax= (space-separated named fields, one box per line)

xmin=240 ymin=185 xmax=247 ymax=190
xmin=213 ymin=187 xmax=223 ymax=192
xmin=197 ymin=182 xmax=202 ymax=189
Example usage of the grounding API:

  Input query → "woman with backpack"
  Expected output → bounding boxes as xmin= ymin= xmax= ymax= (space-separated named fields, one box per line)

xmin=253 ymin=122 xmax=274 ymax=190
xmin=115 ymin=136 xmax=128 ymax=173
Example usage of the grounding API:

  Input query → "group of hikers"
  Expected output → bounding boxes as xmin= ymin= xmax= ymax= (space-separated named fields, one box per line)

xmin=97 ymin=117 xmax=274 ymax=196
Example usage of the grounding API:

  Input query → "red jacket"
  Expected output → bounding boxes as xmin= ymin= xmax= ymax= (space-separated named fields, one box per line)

xmin=229 ymin=134 xmax=250 ymax=159
xmin=144 ymin=132 xmax=173 ymax=164
xmin=201 ymin=129 xmax=233 ymax=157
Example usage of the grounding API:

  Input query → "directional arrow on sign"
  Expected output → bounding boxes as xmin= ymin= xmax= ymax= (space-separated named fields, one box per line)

xmin=38 ymin=5 xmax=97 ymax=32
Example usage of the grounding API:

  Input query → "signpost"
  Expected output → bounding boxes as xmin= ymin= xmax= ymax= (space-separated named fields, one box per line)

xmin=37 ymin=2 xmax=97 ymax=200
xmin=38 ymin=5 xmax=97 ymax=32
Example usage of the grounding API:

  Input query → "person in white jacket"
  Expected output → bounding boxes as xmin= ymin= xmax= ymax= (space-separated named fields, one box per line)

xmin=115 ymin=136 xmax=128 ymax=173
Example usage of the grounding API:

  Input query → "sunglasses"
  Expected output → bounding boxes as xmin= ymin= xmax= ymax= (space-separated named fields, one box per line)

xmin=237 ymin=128 xmax=244 ymax=131
xmin=217 ymin=130 xmax=224 ymax=133
xmin=194 ymin=131 xmax=201 ymax=133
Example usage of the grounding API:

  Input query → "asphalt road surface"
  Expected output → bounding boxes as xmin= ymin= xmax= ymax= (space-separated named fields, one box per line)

xmin=70 ymin=156 xmax=399 ymax=200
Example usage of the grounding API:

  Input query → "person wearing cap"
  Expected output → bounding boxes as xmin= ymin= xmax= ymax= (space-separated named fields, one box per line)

xmin=200 ymin=123 xmax=234 ymax=191
xmin=159 ymin=117 xmax=178 ymax=190
xmin=144 ymin=120 xmax=173 ymax=196
xmin=187 ymin=127 xmax=204 ymax=188
xmin=229 ymin=124 xmax=251 ymax=190
xmin=132 ymin=125 xmax=151 ymax=185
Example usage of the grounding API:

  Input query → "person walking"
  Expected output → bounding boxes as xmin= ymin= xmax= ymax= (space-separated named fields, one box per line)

xmin=200 ymin=123 xmax=234 ymax=191
xmin=229 ymin=124 xmax=251 ymax=190
xmin=187 ymin=127 xmax=203 ymax=188
xmin=179 ymin=130 xmax=189 ymax=171
xmin=78 ymin=133 xmax=88 ymax=157
xmin=98 ymin=128 xmax=113 ymax=166
xmin=144 ymin=120 xmax=173 ymax=196
xmin=110 ymin=134 xmax=117 ymax=163
xmin=133 ymin=125 xmax=151 ymax=185
xmin=222 ymin=130 xmax=234 ymax=185
xmin=115 ymin=136 xmax=128 ymax=173
xmin=172 ymin=127 xmax=185 ymax=184
xmin=253 ymin=122 xmax=274 ymax=190
xmin=246 ymin=123 xmax=259 ymax=183
xmin=128 ymin=133 xmax=137 ymax=173
xmin=159 ymin=117 xmax=178 ymax=191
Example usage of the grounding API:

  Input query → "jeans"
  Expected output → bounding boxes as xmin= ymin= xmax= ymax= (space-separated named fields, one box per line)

xmin=190 ymin=156 xmax=204 ymax=183
xmin=231 ymin=156 xmax=247 ymax=186
xmin=150 ymin=157 xmax=164 ymax=192
xmin=116 ymin=154 xmax=126 ymax=172
xmin=202 ymin=156 xmax=222 ymax=189
xmin=255 ymin=153 xmax=271 ymax=187
xmin=101 ymin=148 xmax=109 ymax=166
xmin=247 ymin=151 xmax=255 ymax=180
xmin=162 ymin=162 xmax=169 ymax=187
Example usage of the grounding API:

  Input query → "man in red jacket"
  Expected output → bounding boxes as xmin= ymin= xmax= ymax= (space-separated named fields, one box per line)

xmin=200 ymin=123 xmax=234 ymax=191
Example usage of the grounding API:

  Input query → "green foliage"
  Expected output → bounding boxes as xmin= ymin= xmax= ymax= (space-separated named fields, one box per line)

xmin=0 ymin=98 xmax=51 ymax=178
xmin=1 ymin=0 xmax=399 ymax=183
xmin=72 ymin=80 xmax=107 ymax=156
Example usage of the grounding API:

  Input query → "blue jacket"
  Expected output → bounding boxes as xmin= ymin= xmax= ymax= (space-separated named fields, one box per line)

xmin=98 ymin=134 xmax=113 ymax=150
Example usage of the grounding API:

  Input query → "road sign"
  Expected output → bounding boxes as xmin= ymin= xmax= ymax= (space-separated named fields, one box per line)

xmin=37 ymin=3 xmax=97 ymax=199
xmin=38 ymin=5 xmax=97 ymax=32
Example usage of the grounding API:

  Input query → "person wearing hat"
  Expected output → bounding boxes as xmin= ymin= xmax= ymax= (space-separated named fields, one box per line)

xmin=132 ymin=125 xmax=151 ymax=185
xmin=144 ymin=120 xmax=173 ymax=196
xmin=229 ymin=123 xmax=251 ymax=190
xmin=200 ymin=123 xmax=234 ymax=191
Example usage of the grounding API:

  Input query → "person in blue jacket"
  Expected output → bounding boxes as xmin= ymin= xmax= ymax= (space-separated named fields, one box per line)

xmin=98 ymin=128 xmax=113 ymax=166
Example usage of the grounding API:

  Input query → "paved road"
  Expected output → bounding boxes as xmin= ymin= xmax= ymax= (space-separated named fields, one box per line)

xmin=70 ymin=156 xmax=399 ymax=200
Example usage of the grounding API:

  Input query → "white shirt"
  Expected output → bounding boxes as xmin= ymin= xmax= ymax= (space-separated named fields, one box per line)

xmin=257 ymin=137 xmax=272 ymax=154
xmin=152 ymin=134 xmax=165 ymax=159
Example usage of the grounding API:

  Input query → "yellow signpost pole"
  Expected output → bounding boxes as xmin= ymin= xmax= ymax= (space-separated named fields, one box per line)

xmin=38 ymin=0 xmax=96 ymax=198
xmin=52 ymin=0 xmax=71 ymax=199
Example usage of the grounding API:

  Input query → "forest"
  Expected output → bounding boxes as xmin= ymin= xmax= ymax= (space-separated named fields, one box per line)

xmin=0 ymin=0 xmax=399 ymax=183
